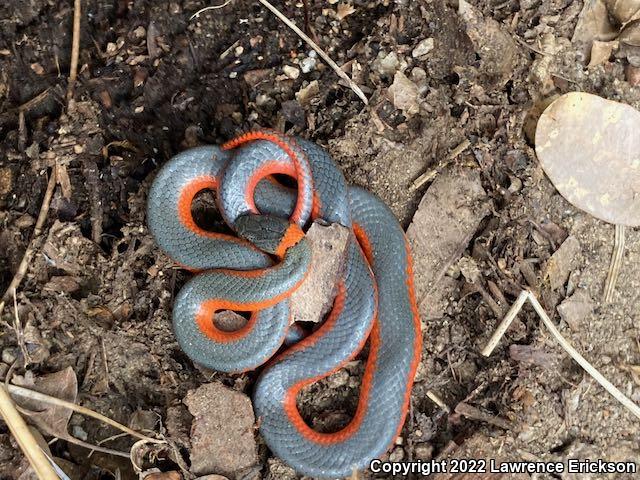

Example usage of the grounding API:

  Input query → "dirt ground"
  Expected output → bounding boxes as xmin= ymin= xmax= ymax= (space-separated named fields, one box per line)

xmin=0 ymin=0 xmax=639 ymax=479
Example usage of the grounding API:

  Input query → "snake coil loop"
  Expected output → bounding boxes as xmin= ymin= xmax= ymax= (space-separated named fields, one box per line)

xmin=147 ymin=131 xmax=422 ymax=478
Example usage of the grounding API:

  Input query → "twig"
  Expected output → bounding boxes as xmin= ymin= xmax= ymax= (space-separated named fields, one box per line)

xmin=0 ymin=166 xmax=57 ymax=314
xmin=426 ymin=389 xmax=451 ymax=413
xmin=482 ymin=290 xmax=640 ymax=421
xmin=603 ymin=224 xmax=625 ymax=303
xmin=16 ymin=405 xmax=130 ymax=458
xmin=12 ymin=290 xmax=31 ymax=366
xmin=66 ymin=0 xmax=82 ymax=104
xmin=7 ymin=384 xmax=163 ymax=444
xmin=454 ymin=402 xmax=513 ymax=430
xmin=481 ymin=290 xmax=528 ymax=356
xmin=256 ymin=0 xmax=368 ymax=105
xmin=527 ymin=292 xmax=640 ymax=420
xmin=411 ymin=139 xmax=471 ymax=191
xmin=0 ymin=385 xmax=59 ymax=480
xmin=189 ymin=0 xmax=233 ymax=20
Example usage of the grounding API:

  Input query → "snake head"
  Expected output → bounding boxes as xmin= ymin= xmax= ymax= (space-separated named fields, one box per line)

xmin=236 ymin=214 xmax=305 ymax=257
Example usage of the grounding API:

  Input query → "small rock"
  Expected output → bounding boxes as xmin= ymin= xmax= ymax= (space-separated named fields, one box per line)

xmin=389 ymin=446 xmax=405 ymax=462
xmin=129 ymin=409 xmax=159 ymax=432
xmin=1 ymin=348 xmax=17 ymax=365
xmin=282 ymin=65 xmax=300 ymax=80
xmin=71 ymin=425 xmax=88 ymax=441
xmin=214 ymin=310 xmax=247 ymax=332
xmin=184 ymin=383 xmax=258 ymax=476
xmin=300 ymin=56 xmax=316 ymax=73
xmin=325 ymin=368 xmax=349 ymax=388
xmin=267 ymin=458 xmax=297 ymax=480
xmin=133 ymin=25 xmax=146 ymax=39
xmin=30 ymin=62 xmax=44 ymax=75
xmin=412 ymin=38 xmax=435 ymax=59
xmin=195 ymin=476 xmax=229 ymax=480
xmin=373 ymin=51 xmax=400 ymax=76
xmin=290 ymin=222 xmax=350 ymax=323
xmin=255 ymin=93 xmax=272 ymax=107
xmin=387 ymin=71 xmax=420 ymax=116
xmin=414 ymin=442 xmax=433 ymax=460
xmin=234 ymin=46 xmax=244 ymax=57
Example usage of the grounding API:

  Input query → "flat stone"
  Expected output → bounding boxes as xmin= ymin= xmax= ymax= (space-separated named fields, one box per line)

xmin=412 ymin=38 xmax=435 ymax=59
xmin=557 ymin=289 xmax=595 ymax=330
xmin=407 ymin=168 xmax=490 ymax=318
xmin=290 ymin=222 xmax=350 ymax=323
xmin=184 ymin=383 xmax=258 ymax=476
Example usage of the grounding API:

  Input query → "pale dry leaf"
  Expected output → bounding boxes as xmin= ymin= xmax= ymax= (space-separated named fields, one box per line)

xmin=12 ymin=367 xmax=78 ymax=437
xmin=535 ymin=92 xmax=640 ymax=226
xmin=588 ymin=39 xmax=619 ymax=66
xmin=336 ymin=2 xmax=356 ymax=20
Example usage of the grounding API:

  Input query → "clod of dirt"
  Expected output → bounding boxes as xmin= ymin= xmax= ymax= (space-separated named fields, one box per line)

xmin=535 ymin=92 xmax=640 ymax=227
xmin=183 ymin=383 xmax=258 ymax=476
xmin=407 ymin=168 xmax=490 ymax=318
xmin=543 ymin=236 xmax=581 ymax=291
xmin=290 ymin=222 xmax=350 ymax=324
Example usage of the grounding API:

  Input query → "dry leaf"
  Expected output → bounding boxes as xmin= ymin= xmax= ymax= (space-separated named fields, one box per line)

xmin=12 ymin=367 xmax=78 ymax=437
xmin=336 ymin=2 xmax=356 ymax=20
xmin=588 ymin=39 xmax=619 ymax=66
xmin=535 ymin=92 xmax=640 ymax=227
